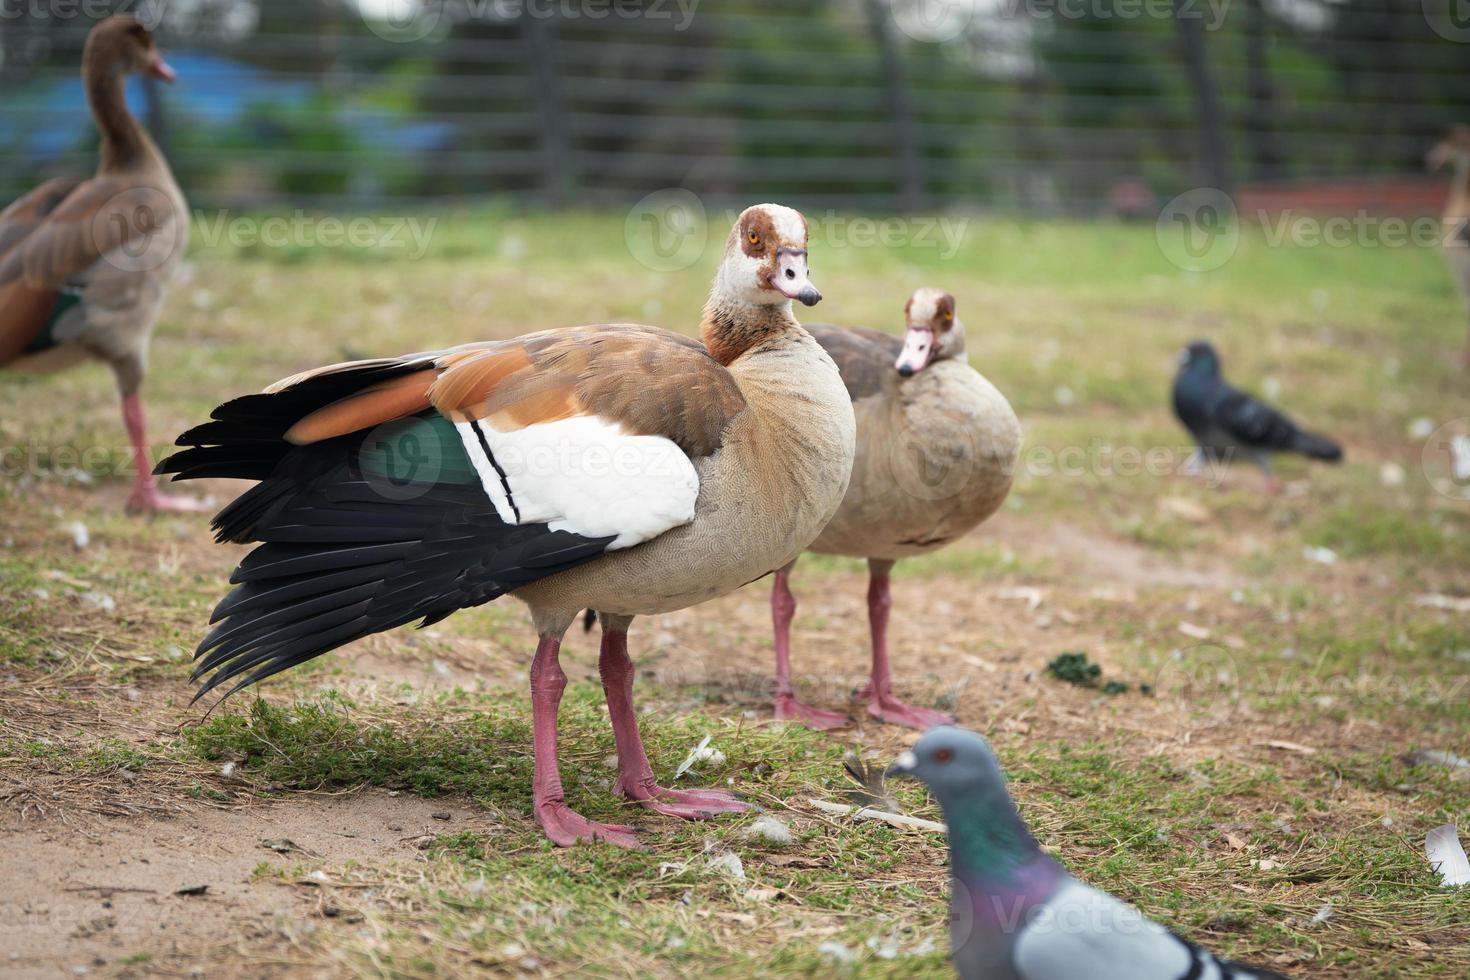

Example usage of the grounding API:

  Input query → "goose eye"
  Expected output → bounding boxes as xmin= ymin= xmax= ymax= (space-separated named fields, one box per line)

xmin=934 ymin=748 xmax=953 ymax=763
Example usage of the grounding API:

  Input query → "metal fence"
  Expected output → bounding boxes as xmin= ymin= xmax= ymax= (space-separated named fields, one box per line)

xmin=3 ymin=0 xmax=1468 ymax=214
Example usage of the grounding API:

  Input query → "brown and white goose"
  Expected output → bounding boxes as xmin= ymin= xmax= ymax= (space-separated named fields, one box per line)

xmin=1429 ymin=125 xmax=1470 ymax=368
xmin=0 ymin=15 xmax=198 ymax=512
xmin=769 ymin=288 xmax=1020 ymax=730
xmin=158 ymin=204 xmax=856 ymax=847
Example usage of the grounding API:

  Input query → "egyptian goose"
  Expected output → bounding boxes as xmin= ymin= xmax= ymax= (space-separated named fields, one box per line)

xmin=0 ymin=15 xmax=197 ymax=513
xmin=158 ymin=204 xmax=856 ymax=848
xmin=1172 ymin=340 xmax=1341 ymax=493
xmin=769 ymin=289 xmax=1020 ymax=730
xmin=1429 ymin=125 xmax=1470 ymax=368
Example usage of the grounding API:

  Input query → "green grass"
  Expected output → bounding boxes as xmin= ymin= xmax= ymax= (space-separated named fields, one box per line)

xmin=2 ymin=208 xmax=1469 ymax=976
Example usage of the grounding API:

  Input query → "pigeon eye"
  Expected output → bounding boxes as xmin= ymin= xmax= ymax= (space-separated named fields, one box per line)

xmin=934 ymin=748 xmax=953 ymax=763
xmin=748 ymin=233 xmax=761 ymax=246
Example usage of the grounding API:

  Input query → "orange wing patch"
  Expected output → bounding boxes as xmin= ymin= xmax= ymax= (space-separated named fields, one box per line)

xmin=428 ymin=347 xmax=534 ymax=421
xmin=284 ymin=369 xmax=436 ymax=445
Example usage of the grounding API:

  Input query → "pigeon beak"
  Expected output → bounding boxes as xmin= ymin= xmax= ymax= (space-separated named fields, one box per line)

xmin=884 ymin=750 xmax=918 ymax=779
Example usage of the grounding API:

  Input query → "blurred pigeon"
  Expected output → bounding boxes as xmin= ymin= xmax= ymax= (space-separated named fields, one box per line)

xmin=1173 ymin=341 xmax=1341 ymax=491
xmin=888 ymin=727 xmax=1291 ymax=980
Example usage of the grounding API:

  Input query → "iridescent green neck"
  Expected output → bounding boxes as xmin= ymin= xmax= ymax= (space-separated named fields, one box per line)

xmin=942 ymin=797 xmax=1044 ymax=884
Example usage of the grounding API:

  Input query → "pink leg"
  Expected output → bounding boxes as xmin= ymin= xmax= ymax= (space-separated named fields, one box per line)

xmin=855 ymin=561 xmax=954 ymax=730
xmin=530 ymin=636 xmax=642 ymax=848
xmin=121 ymin=393 xmax=208 ymax=513
xmin=770 ymin=568 xmax=849 ymax=730
xmin=600 ymin=629 xmax=748 ymax=818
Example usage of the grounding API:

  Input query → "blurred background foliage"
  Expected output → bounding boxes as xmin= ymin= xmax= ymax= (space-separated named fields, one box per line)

xmin=1 ymin=0 xmax=1467 ymax=213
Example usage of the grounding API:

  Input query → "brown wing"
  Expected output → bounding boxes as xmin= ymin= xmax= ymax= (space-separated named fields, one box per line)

xmin=0 ymin=175 xmax=85 ymax=261
xmin=282 ymin=324 xmax=748 ymax=459
xmin=806 ymin=324 xmax=901 ymax=401
xmin=0 ymin=175 xmax=152 ymax=291
xmin=439 ymin=324 xmax=746 ymax=457
xmin=0 ymin=176 xmax=86 ymax=366
xmin=0 ymin=174 xmax=181 ymax=365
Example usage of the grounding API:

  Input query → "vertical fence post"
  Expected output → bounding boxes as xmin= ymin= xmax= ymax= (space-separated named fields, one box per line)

xmin=864 ymin=0 xmax=925 ymax=213
xmin=142 ymin=76 xmax=170 ymax=162
xmin=1173 ymin=0 xmax=1233 ymax=194
xmin=1242 ymin=0 xmax=1285 ymax=181
xmin=524 ymin=15 xmax=570 ymax=206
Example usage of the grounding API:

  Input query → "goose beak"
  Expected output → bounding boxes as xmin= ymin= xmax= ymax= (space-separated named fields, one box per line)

xmin=894 ymin=327 xmax=934 ymax=376
xmin=148 ymin=56 xmax=176 ymax=83
xmin=885 ymin=750 xmax=917 ymax=779
xmin=771 ymin=248 xmax=820 ymax=306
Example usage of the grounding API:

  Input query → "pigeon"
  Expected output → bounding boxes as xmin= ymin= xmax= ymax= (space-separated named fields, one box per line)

xmin=887 ymin=727 xmax=1292 ymax=980
xmin=1172 ymin=340 xmax=1342 ymax=491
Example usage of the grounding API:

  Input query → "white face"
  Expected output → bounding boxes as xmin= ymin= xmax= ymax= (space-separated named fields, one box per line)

xmin=895 ymin=287 xmax=958 ymax=376
xmin=712 ymin=204 xmax=820 ymax=308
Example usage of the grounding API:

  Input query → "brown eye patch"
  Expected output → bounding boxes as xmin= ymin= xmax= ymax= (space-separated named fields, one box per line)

xmin=934 ymin=748 xmax=954 ymax=763
xmin=740 ymin=211 xmax=776 ymax=258
xmin=934 ymin=295 xmax=956 ymax=332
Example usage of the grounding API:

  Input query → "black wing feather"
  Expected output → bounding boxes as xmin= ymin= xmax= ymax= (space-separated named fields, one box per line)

xmin=1215 ymin=388 xmax=1298 ymax=451
xmin=158 ymin=358 xmax=615 ymax=703
xmin=183 ymin=444 xmax=612 ymax=702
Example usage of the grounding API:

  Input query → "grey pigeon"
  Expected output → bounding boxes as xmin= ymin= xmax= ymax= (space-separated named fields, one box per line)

xmin=887 ymin=727 xmax=1291 ymax=980
xmin=1172 ymin=340 xmax=1341 ymax=490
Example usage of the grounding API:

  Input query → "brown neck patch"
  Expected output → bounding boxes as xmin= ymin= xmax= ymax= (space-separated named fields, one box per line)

xmin=701 ymin=300 xmax=794 ymax=366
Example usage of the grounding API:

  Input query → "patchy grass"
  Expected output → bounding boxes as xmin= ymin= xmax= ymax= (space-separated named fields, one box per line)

xmin=2 ymin=209 xmax=1469 ymax=977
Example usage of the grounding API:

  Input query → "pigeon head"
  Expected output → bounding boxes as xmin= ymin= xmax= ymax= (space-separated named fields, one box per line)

xmin=887 ymin=727 xmax=1046 ymax=879
xmin=886 ymin=726 xmax=1009 ymax=803
xmin=1179 ymin=339 xmax=1220 ymax=376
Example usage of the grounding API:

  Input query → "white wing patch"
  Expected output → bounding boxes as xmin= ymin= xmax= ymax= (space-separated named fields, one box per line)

xmin=1012 ymin=880 xmax=1228 ymax=980
xmin=455 ymin=414 xmax=699 ymax=550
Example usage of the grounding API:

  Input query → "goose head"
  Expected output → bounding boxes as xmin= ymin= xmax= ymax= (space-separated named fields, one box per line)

xmin=86 ymin=14 xmax=176 ymax=83
xmin=1428 ymin=125 xmax=1470 ymax=172
xmin=895 ymin=288 xmax=964 ymax=377
xmin=712 ymin=204 xmax=820 ymax=309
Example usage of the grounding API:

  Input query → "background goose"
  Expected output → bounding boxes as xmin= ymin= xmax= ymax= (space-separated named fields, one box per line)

xmin=1429 ymin=125 xmax=1470 ymax=368
xmin=1172 ymin=340 xmax=1342 ymax=493
xmin=768 ymin=289 xmax=1020 ymax=730
xmin=0 ymin=15 xmax=199 ymax=512
xmin=159 ymin=204 xmax=856 ymax=848
xmin=888 ymin=727 xmax=1291 ymax=980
